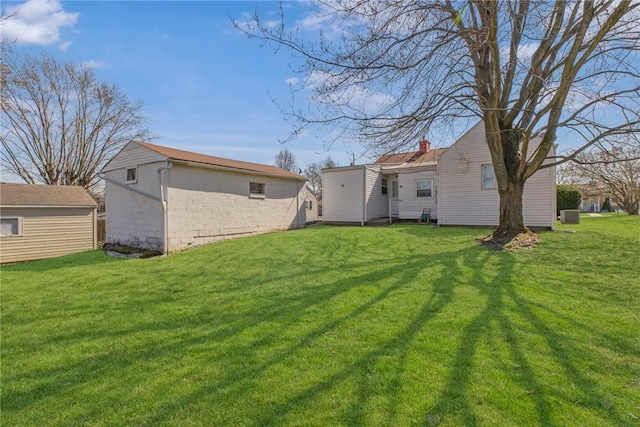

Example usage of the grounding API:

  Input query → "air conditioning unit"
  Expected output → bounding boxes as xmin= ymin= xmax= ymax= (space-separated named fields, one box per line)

xmin=560 ymin=210 xmax=580 ymax=224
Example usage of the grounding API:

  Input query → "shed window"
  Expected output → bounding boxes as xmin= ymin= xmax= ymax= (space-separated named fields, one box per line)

xmin=416 ymin=180 xmax=432 ymax=198
xmin=481 ymin=164 xmax=496 ymax=189
xmin=250 ymin=182 xmax=265 ymax=195
xmin=1 ymin=217 xmax=22 ymax=237
xmin=126 ymin=167 xmax=137 ymax=184
xmin=381 ymin=178 xmax=388 ymax=195
xmin=307 ymin=200 xmax=313 ymax=210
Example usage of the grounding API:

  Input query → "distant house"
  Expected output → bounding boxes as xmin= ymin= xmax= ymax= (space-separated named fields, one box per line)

xmin=101 ymin=141 xmax=307 ymax=254
xmin=303 ymin=186 xmax=320 ymax=222
xmin=322 ymin=122 xmax=556 ymax=229
xmin=575 ymin=182 xmax=612 ymax=212
xmin=0 ymin=183 xmax=98 ymax=263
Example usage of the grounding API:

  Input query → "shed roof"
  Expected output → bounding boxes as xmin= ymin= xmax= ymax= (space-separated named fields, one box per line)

xmin=0 ymin=183 xmax=97 ymax=207
xmin=133 ymin=141 xmax=306 ymax=181
xmin=374 ymin=148 xmax=447 ymax=165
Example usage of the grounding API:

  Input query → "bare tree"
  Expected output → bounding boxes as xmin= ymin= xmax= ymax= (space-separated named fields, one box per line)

xmin=304 ymin=155 xmax=337 ymax=198
xmin=1 ymin=48 xmax=151 ymax=189
xmin=568 ymin=138 xmax=640 ymax=215
xmin=274 ymin=147 xmax=298 ymax=172
xmin=237 ymin=0 xmax=640 ymax=236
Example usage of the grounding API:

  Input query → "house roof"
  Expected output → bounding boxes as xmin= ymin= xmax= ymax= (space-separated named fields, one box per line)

xmin=374 ymin=148 xmax=447 ymax=165
xmin=133 ymin=141 xmax=306 ymax=181
xmin=0 ymin=183 xmax=97 ymax=207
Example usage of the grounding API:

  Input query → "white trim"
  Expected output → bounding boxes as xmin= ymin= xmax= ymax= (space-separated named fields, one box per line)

xmin=1 ymin=216 xmax=23 ymax=237
xmin=0 ymin=205 xmax=96 ymax=208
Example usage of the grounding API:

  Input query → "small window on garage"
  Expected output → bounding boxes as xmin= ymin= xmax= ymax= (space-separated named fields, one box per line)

xmin=1 ymin=217 xmax=22 ymax=237
xmin=250 ymin=182 xmax=265 ymax=196
xmin=126 ymin=166 xmax=137 ymax=184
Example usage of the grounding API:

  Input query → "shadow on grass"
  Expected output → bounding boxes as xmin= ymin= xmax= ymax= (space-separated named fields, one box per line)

xmin=3 ymin=225 xmax=634 ymax=426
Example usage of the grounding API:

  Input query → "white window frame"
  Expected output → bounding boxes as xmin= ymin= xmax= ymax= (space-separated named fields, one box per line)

xmin=125 ymin=166 xmax=138 ymax=184
xmin=307 ymin=200 xmax=313 ymax=210
xmin=416 ymin=180 xmax=433 ymax=198
xmin=481 ymin=164 xmax=497 ymax=190
xmin=1 ymin=216 xmax=23 ymax=237
xmin=249 ymin=181 xmax=266 ymax=198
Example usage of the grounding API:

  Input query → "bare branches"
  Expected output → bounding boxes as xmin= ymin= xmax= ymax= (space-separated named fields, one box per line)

xmin=0 ymin=48 xmax=151 ymax=189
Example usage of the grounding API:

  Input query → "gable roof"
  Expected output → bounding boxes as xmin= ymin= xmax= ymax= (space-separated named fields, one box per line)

xmin=0 ymin=183 xmax=97 ymax=207
xmin=374 ymin=148 xmax=447 ymax=165
xmin=132 ymin=141 xmax=306 ymax=181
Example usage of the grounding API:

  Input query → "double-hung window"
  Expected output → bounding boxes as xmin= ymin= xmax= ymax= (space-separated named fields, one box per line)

xmin=416 ymin=180 xmax=432 ymax=198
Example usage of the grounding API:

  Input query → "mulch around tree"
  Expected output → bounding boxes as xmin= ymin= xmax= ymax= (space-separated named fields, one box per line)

xmin=477 ymin=230 xmax=540 ymax=251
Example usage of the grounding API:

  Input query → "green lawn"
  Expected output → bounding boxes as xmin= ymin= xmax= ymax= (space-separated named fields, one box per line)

xmin=2 ymin=216 xmax=639 ymax=426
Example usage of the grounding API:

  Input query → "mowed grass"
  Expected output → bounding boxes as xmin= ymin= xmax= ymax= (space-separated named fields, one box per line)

xmin=1 ymin=215 xmax=639 ymax=426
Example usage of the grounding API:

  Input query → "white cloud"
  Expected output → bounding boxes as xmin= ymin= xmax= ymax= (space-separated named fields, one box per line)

xmin=1 ymin=0 xmax=78 ymax=45
xmin=81 ymin=60 xmax=108 ymax=69
xmin=58 ymin=40 xmax=72 ymax=50
xmin=285 ymin=77 xmax=299 ymax=85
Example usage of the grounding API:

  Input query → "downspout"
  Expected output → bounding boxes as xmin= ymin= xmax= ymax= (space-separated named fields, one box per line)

xmin=157 ymin=161 xmax=172 ymax=255
xmin=296 ymin=181 xmax=300 ymax=228
xmin=361 ymin=166 xmax=366 ymax=226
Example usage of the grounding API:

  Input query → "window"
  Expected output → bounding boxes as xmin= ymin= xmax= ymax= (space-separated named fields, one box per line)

xmin=381 ymin=178 xmax=388 ymax=195
xmin=392 ymin=181 xmax=399 ymax=198
xmin=1 ymin=217 xmax=22 ymax=237
xmin=307 ymin=200 xmax=313 ymax=210
xmin=250 ymin=182 xmax=265 ymax=196
xmin=125 ymin=166 xmax=137 ymax=184
xmin=481 ymin=164 xmax=496 ymax=189
xmin=416 ymin=180 xmax=432 ymax=198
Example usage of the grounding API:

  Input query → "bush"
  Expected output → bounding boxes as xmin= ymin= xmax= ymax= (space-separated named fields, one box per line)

xmin=601 ymin=198 xmax=612 ymax=212
xmin=557 ymin=185 xmax=581 ymax=215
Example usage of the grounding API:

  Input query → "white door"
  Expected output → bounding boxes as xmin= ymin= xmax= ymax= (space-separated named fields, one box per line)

xmin=390 ymin=179 xmax=399 ymax=217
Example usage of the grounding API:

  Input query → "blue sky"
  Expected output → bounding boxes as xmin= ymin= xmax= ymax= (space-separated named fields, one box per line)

xmin=1 ymin=0 xmax=366 ymax=169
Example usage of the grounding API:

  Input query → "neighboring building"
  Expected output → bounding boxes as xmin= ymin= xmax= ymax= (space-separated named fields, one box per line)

xmin=322 ymin=122 xmax=556 ymax=229
xmin=101 ymin=141 xmax=307 ymax=254
xmin=0 ymin=183 xmax=98 ymax=264
xmin=303 ymin=186 xmax=320 ymax=222
xmin=575 ymin=182 xmax=612 ymax=212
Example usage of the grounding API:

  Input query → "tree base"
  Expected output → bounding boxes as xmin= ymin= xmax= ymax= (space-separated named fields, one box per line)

xmin=477 ymin=230 xmax=540 ymax=251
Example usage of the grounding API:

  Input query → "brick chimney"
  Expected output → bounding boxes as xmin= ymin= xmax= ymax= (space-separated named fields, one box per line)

xmin=419 ymin=139 xmax=431 ymax=153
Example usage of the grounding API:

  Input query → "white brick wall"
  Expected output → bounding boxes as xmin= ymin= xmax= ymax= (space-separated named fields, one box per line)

xmin=166 ymin=164 xmax=305 ymax=252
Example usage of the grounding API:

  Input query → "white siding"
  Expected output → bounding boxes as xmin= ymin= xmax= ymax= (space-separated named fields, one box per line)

xmin=438 ymin=122 xmax=555 ymax=228
xmin=105 ymin=161 xmax=165 ymax=250
xmin=322 ymin=168 xmax=364 ymax=222
xmin=365 ymin=166 xmax=388 ymax=221
xmin=398 ymin=168 xmax=438 ymax=220
xmin=303 ymin=187 xmax=320 ymax=222
xmin=102 ymin=141 xmax=165 ymax=172
xmin=166 ymin=164 xmax=304 ymax=252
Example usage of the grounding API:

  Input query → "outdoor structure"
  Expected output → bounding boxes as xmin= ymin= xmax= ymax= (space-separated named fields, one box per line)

xmin=575 ymin=182 xmax=613 ymax=212
xmin=101 ymin=141 xmax=307 ymax=254
xmin=303 ymin=186 xmax=320 ymax=222
xmin=0 ymin=183 xmax=98 ymax=264
xmin=322 ymin=122 xmax=556 ymax=229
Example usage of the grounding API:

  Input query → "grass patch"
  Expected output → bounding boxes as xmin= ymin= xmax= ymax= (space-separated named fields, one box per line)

xmin=2 ymin=216 xmax=639 ymax=426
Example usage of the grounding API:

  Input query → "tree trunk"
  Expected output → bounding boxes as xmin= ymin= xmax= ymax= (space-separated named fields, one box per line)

xmin=495 ymin=180 xmax=528 ymax=236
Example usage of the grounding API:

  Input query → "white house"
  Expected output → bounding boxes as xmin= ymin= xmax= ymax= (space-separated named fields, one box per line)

xmin=322 ymin=122 xmax=556 ymax=229
xmin=101 ymin=141 xmax=307 ymax=254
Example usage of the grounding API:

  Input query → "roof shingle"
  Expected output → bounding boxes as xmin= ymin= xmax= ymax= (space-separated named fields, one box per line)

xmin=374 ymin=148 xmax=447 ymax=165
xmin=134 ymin=141 xmax=306 ymax=181
xmin=0 ymin=183 xmax=97 ymax=207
